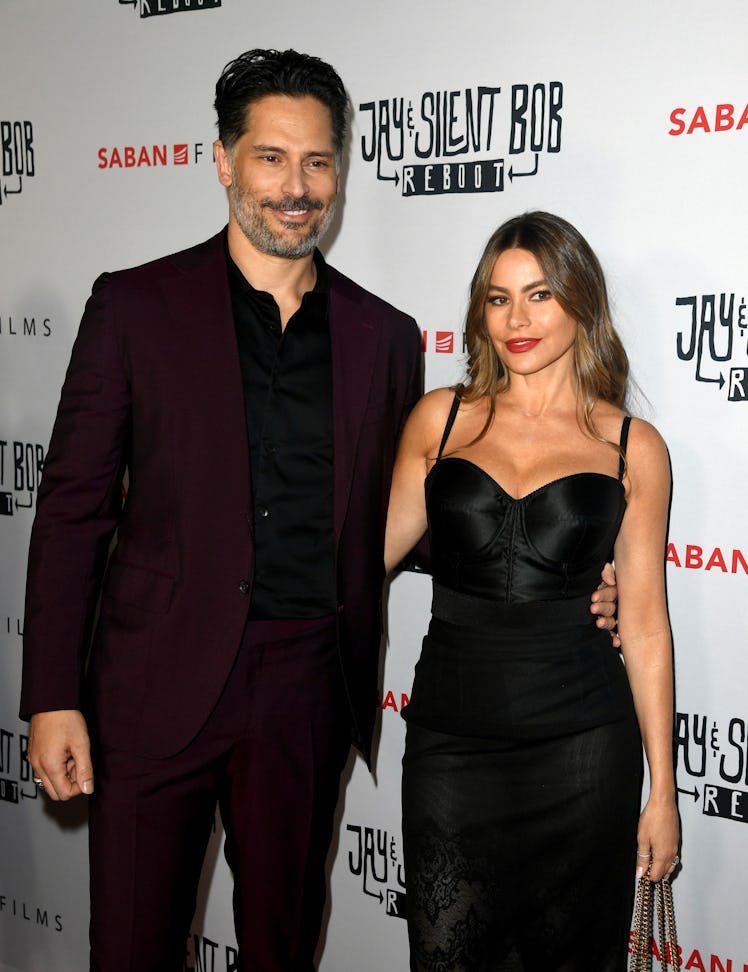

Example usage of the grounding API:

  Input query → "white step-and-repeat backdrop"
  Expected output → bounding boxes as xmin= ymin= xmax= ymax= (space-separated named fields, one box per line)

xmin=1 ymin=2 xmax=746 ymax=970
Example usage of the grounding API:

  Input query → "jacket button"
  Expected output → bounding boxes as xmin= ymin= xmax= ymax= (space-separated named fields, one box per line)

xmin=238 ymin=580 xmax=249 ymax=595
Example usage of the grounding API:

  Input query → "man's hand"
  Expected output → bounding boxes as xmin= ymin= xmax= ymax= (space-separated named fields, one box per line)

xmin=591 ymin=562 xmax=620 ymax=648
xmin=28 ymin=709 xmax=94 ymax=801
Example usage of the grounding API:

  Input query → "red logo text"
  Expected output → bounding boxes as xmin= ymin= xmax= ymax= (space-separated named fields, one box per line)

xmin=669 ymin=103 xmax=748 ymax=135
xmin=666 ymin=543 xmax=747 ymax=574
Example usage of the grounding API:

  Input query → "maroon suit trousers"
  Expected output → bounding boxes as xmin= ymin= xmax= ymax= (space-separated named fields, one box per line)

xmin=88 ymin=615 xmax=351 ymax=971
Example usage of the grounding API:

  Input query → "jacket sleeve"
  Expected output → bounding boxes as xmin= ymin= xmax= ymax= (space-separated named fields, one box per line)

xmin=397 ymin=314 xmax=424 ymax=442
xmin=394 ymin=313 xmax=431 ymax=573
xmin=20 ymin=273 xmax=131 ymax=718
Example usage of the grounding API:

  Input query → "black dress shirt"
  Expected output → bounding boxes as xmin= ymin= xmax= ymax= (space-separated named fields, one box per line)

xmin=226 ymin=246 xmax=336 ymax=619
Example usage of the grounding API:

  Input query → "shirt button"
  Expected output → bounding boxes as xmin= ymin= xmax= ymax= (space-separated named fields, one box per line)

xmin=257 ymin=506 xmax=270 ymax=518
xmin=238 ymin=580 xmax=249 ymax=595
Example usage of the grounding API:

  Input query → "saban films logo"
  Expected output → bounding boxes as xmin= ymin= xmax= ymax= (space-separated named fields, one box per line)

xmin=0 ymin=313 xmax=52 ymax=339
xmin=669 ymin=101 xmax=748 ymax=136
xmin=0 ymin=120 xmax=35 ymax=208
xmin=676 ymin=292 xmax=747 ymax=400
xmin=422 ymin=330 xmax=456 ymax=354
xmin=0 ymin=895 xmax=63 ymax=933
xmin=359 ymin=82 xmax=562 ymax=196
xmin=118 ymin=0 xmax=220 ymax=17
xmin=98 ymin=142 xmax=207 ymax=169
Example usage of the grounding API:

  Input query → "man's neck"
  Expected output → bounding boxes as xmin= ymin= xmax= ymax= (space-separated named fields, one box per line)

xmin=227 ymin=221 xmax=317 ymax=328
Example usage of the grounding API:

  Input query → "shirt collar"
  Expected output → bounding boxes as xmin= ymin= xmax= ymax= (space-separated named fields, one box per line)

xmin=223 ymin=232 xmax=329 ymax=300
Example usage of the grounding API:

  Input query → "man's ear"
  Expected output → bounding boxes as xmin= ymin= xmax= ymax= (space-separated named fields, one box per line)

xmin=214 ymin=140 xmax=232 ymax=188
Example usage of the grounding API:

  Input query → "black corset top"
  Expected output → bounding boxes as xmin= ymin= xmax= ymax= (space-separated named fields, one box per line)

xmin=426 ymin=399 xmax=629 ymax=603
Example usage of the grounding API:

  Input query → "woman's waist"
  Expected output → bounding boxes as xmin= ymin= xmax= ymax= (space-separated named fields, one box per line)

xmin=405 ymin=585 xmax=630 ymax=738
xmin=431 ymin=582 xmax=599 ymax=632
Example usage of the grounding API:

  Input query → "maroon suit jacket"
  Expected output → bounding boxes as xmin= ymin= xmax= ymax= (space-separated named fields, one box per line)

xmin=21 ymin=231 xmax=422 ymax=761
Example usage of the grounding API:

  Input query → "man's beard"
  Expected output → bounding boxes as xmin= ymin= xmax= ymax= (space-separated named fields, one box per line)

xmin=230 ymin=180 xmax=336 ymax=259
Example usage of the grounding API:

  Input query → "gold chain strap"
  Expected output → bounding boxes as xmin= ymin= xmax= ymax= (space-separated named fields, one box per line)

xmin=630 ymin=873 xmax=653 ymax=972
xmin=656 ymin=877 xmax=682 ymax=971
xmin=630 ymin=872 xmax=681 ymax=971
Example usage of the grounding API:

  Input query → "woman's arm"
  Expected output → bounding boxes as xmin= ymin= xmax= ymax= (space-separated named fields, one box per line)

xmin=384 ymin=388 xmax=454 ymax=574
xmin=613 ymin=418 xmax=680 ymax=882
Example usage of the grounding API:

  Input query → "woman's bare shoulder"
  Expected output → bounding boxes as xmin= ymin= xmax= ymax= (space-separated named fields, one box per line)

xmin=402 ymin=387 xmax=461 ymax=454
xmin=408 ymin=386 xmax=459 ymax=424
xmin=626 ymin=416 xmax=669 ymax=466
xmin=591 ymin=400 xmax=626 ymax=435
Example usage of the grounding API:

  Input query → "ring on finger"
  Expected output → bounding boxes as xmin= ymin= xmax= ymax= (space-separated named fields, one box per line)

xmin=32 ymin=776 xmax=44 ymax=790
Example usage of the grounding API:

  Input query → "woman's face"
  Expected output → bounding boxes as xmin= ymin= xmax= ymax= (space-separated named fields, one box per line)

xmin=484 ymin=247 xmax=578 ymax=380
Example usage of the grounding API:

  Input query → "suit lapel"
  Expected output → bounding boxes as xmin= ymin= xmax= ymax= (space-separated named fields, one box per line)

xmin=157 ymin=241 xmax=377 ymax=544
xmin=329 ymin=272 xmax=381 ymax=539
xmin=160 ymin=232 xmax=253 ymax=528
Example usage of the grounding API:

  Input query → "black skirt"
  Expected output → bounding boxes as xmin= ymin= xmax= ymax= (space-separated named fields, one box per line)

xmin=401 ymin=589 xmax=643 ymax=972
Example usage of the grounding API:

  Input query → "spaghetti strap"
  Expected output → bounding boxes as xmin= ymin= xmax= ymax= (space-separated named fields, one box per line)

xmin=436 ymin=393 xmax=461 ymax=461
xmin=618 ymin=415 xmax=631 ymax=481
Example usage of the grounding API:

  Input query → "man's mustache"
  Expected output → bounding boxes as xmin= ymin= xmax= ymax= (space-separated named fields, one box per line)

xmin=261 ymin=196 xmax=324 ymax=211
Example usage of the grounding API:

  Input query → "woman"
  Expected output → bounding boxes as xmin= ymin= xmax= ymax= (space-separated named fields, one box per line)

xmin=385 ymin=212 xmax=679 ymax=971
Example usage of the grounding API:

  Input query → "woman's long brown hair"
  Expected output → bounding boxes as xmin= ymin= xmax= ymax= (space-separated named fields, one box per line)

xmin=457 ymin=211 xmax=629 ymax=445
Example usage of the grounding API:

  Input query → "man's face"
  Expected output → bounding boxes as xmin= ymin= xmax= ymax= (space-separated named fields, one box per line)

xmin=215 ymin=94 xmax=339 ymax=259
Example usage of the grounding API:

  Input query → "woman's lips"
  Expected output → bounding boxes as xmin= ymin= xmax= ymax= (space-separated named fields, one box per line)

xmin=505 ymin=338 xmax=541 ymax=353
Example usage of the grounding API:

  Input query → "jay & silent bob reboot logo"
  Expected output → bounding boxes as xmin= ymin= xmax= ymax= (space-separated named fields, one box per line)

xmin=0 ymin=120 xmax=35 ymax=209
xmin=675 ymin=290 xmax=748 ymax=402
xmin=358 ymin=80 xmax=562 ymax=197
xmin=117 ymin=0 xmax=220 ymax=17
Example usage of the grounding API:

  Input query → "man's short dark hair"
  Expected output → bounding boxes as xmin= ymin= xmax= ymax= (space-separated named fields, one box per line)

xmin=214 ymin=49 xmax=348 ymax=161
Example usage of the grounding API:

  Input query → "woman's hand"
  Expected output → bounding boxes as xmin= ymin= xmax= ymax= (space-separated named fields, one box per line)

xmin=636 ymin=796 xmax=680 ymax=882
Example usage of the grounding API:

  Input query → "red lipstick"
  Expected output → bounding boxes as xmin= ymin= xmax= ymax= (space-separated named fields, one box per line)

xmin=505 ymin=339 xmax=540 ymax=353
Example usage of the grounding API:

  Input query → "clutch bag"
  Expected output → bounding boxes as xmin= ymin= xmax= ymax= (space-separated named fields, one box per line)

xmin=629 ymin=872 xmax=681 ymax=971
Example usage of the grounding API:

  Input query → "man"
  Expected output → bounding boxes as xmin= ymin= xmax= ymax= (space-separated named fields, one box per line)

xmin=21 ymin=49 xmax=617 ymax=971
